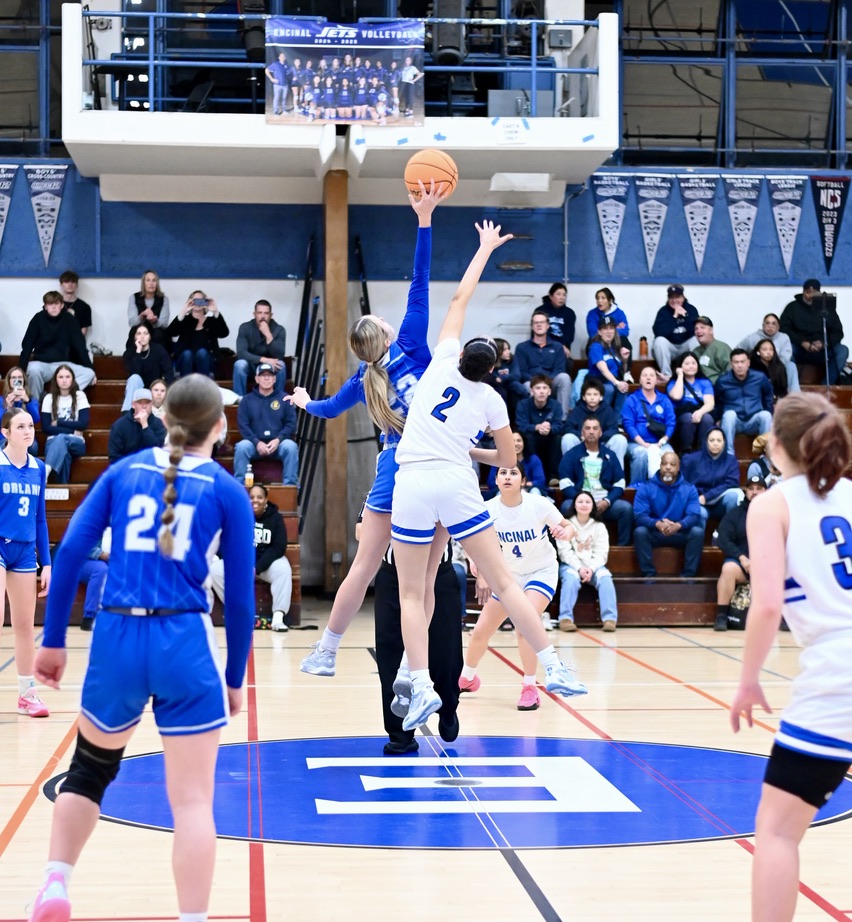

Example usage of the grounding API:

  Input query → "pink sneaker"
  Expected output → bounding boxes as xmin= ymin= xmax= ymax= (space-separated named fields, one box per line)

xmin=517 ymin=685 xmax=540 ymax=711
xmin=29 ymin=872 xmax=70 ymax=922
xmin=18 ymin=691 xmax=49 ymax=718
xmin=458 ymin=674 xmax=481 ymax=694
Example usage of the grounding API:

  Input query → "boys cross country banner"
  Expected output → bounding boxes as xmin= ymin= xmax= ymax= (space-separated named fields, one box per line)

xmin=264 ymin=19 xmax=425 ymax=127
xmin=24 ymin=164 xmax=67 ymax=268
xmin=0 ymin=164 xmax=18 ymax=253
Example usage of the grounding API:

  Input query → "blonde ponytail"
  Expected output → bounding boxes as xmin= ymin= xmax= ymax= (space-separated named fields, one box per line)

xmin=349 ymin=316 xmax=405 ymax=436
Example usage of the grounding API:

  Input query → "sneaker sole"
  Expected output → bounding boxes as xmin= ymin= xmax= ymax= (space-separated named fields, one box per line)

xmin=517 ymin=700 xmax=540 ymax=711
xmin=30 ymin=899 xmax=71 ymax=922
xmin=390 ymin=677 xmax=412 ymax=718
xmin=545 ymin=682 xmax=588 ymax=697
xmin=402 ymin=696 xmax=442 ymax=731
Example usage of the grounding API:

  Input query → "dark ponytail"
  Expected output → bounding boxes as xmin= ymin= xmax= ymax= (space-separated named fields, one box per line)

xmin=459 ymin=336 xmax=498 ymax=382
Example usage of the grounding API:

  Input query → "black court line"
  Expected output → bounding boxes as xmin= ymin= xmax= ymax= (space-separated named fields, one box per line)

xmin=658 ymin=627 xmax=794 ymax=681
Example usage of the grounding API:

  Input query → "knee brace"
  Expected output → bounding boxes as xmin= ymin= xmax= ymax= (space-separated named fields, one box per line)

xmin=61 ymin=732 xmax=125 ymax=806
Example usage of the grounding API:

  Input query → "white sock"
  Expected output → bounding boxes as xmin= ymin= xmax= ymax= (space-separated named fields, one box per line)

xmin=535 ymin=645 xmax=560 ymax=671
xmin=460 ymin=665 xmax=477 ymax=681
xmin=18 ymin=675 xmax=36 ymax=696
xmin=178 ymin=914 xmax=207 ymax=922
xmin=410 ymin=669 xmax=432 ymax=694
xmin=400 ymin=651 xmax=409 ymax=670
xmin=320 ymin=627 xmax=343 ymax=653
xmin=522 ymin=675 xmax=537 ymax=686
xmin=45 ymin=860 xmax=74 ymax=887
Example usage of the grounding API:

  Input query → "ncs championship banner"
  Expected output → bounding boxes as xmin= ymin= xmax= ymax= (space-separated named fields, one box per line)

xmin=264 ymin=19 xmax=425 ymax=127
xmin=811 ymin=175 xmax=850 ymax=274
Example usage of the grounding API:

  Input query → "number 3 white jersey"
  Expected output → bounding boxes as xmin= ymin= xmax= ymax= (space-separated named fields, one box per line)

xmin=486 ymin=492 xmax=562 ymax=575
xmin=395 ymin=338 xmax=510 ymax=469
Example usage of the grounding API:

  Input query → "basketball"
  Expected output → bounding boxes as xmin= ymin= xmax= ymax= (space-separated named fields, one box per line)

xmin=404 ymin=149 xmax=458 ymax=199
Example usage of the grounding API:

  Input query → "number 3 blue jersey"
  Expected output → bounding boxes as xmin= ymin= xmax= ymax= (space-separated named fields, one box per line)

xmin=0 ymin=451 xmax=50 ymax=564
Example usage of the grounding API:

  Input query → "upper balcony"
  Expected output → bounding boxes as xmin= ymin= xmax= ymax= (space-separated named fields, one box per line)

xmin=61 ymin=5 xmax=619 ymax=206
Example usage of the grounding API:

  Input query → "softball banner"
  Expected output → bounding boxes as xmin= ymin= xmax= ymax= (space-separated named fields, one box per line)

xmin=24 ymin=164 xmax=67 ymax=268
xmin=0 ymin=164 xmax=18 ymax=252
xmin=766 ymin=175 xmax=807 ymax=275
xmin=591 ymin=172 xmax=631 ymax=272
xmin=811 ymin=175 xmax=850 ymax=274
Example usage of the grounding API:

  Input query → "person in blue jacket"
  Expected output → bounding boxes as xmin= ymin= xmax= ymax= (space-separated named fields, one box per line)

xmin=514 ymin=309 xmax=572 ymax=414
xmin=652 ymin=284 xmax=699 ymax=382
xmin=585 ymin=286 xmax=631 ymax=345
xmin=715 ymin=349 xmax=774 ymax=456
xmin=560 ymin=376 xmax=627 ymax=469
xmin=632 ymin=451 xmax=704 ymax=578
xmin=586 ymin=317 xmax=630 ymax=415
xmin=622 ymin=366 xmax=676 ymax=485
xmin=680 ymin=427 xmax=743 ymax=523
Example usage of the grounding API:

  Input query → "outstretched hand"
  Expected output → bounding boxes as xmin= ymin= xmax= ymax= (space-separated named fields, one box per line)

xmin=409 ymin=179 xmax=448 ymax=223
xmin=475 ymin=220 xmax=513 ymax=251
xmin=284 ymin=386 xmax=311 ymax=409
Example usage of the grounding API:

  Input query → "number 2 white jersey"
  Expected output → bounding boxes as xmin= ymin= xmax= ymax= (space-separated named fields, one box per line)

xmin=486 ymin=492 xmax=562 ymax=575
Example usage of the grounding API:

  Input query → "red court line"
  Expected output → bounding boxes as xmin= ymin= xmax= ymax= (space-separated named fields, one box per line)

xmin=245 ymin=646 xmax=267 ymax=922
xmin=0 ymin=916 xmax=250 ymax=921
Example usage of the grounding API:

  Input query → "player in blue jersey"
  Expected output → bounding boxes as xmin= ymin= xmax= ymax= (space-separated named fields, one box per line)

xmin=731 ymin=392 xmax=852 ymax=922
xmin=389 ymin=221 xmax=587 ymax=731
xmin=27 ymin=375 xmax=255 ymax=922
xmin=287 ymin=182 xmax=446 ymax=677
xmin=0 ymin=408 xmax=51 ymax=718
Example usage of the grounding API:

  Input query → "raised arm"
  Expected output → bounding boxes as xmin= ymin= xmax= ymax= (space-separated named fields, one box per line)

xmin=437 ymin=221 xmax=512 ymax=343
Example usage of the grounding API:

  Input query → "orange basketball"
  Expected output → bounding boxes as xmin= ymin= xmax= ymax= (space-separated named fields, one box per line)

xmin=404 ymin=149 xmax=458 ymax=199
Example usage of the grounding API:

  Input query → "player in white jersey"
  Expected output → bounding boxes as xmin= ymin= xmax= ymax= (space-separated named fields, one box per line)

xmin=458 ymin=462 xmax=575 ymax=710
xmin=390 ymin=221 xmax=587 ymax=732
xmin=731 ymin=392 xmax=852 ymax=922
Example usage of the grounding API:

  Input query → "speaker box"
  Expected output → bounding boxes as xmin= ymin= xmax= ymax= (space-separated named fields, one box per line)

xmin=432 ymin=0 xmax=467 ymax=66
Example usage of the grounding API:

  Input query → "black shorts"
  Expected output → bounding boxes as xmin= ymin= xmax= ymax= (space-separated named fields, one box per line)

xmin=764 ymin=742 xmax=852 ymax=808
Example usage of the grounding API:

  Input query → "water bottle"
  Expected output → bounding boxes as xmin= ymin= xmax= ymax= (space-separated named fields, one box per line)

xmin=244 ymin=463 xmax=254 ymax=488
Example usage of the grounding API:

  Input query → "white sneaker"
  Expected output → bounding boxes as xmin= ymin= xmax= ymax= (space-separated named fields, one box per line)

xmin=271 ymin=610 xmax=288 ymax=632
xmin=390 ymin=674 xmax=412 ymax=718
xmin=541 ymin=613 xmax=554 ymax=631
xmin=402 ymin=687 xmax=442 ymax=731
xmin=300 ymin=644 xmax=336 ymax=676
xmin=544 ymin=662 xmax=588 ymax=697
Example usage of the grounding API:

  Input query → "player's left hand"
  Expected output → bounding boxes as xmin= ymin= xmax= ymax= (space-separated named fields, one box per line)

xmin=35 ymin=646 xmax=67 ymax=689
xmin=474 ymin=576 xmax=490 ymax=607
xmin=38 ymin=564 xmax=51 ymax=598
xmin=475 ymin=220 xmax=513 ymax=251
xmin=409 ymin=179 xmax=447 ymax=218
xmin=730 ymin=682 xmax=772 ymax=732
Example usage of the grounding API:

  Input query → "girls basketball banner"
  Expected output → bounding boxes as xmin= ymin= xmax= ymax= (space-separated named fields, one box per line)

xmin=811 ymin=175 xmax=850 ymax=274
xmin=23 ymin=164 xmax=67 ymax=268
xmin=677 ymin=174 xmax=719 ymax=272
xmin=766 ymin=175 xmax=807 ymax=274
xmin=722 ymin=175 xmax=762 ymax=272
xmin=633 ymin=174 xmax=673 ymax=272
xmin=591 ymin=173 xmax=631 ymax=272
xmin=264 ymin=19 xmax=425 ymax=127
xmin=0 ymin=164 xmax=18 ymax=252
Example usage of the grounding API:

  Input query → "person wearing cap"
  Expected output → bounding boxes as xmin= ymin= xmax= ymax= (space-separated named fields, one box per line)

xmin=780 ymin=279 xmax=848 ymax=384
xmin=234 ymin=362 xmax=298 ymax=485
xmin=715 ymin=349 xmax=774 ymax=455
xmin=651 ymin=284 xmax=699 ymax=383
xmin=713 ymin=474 xmax=767 ymax=631
xmin=585 ymin=316 xmax=630 ymax=415
xmin=692 ymin=316 xmax=731 ymax=383
xmin=736 ymin=313 xmax=800 ymax=393
xmin=107 ymin=387 xmax=166 ymax=463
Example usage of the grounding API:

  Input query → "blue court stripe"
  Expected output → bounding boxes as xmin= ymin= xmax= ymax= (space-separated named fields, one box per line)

xmin=448 ymin=511 xmax=491 ymax=536
xmin=784 ymin=594 xmax=807 ymax=604
xmin=779 ymin=720 xmax=852 ymax=751
xmin=392 ymin=525 xmax=437 ymax=539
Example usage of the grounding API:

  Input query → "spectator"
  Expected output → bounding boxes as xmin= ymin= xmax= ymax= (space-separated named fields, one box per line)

xmin=514 ymin=309 xmax=572 ymax=414
xmin=651 ymin=284 xmax=699 ymax=382
xmin=539 ymin=282 xmax=576 ymax=368
xmin=234 ymin=362 xmax=298 ymax=485
xmin=780 ymin=278 xmax=848 ymax=384
xmin=515 ymin=373 xmax=564 ymax=481
xmin=713 ymin=473 xmax=767 ymax=631
xmin=622 ymin=366 xmax=675 ymax=484
xmin=76 ymin=533 xmax=110 ymax=632
xmin=749 ymin=338 xmax=788 ymax=402
xmin=121 ymin=322 xmax=174 ymax=411
xmin=633 ymin=451 xmax=704 ymax=578
xmin=585 ymin=286 xmax=632 ymax=358
xmin=692 ymin=316 xmax=731 ymax=383
xmin=715 ymin=348 xmax=774 ymax=455
xmin=149 ymin=378 xmax=168 ymax=419
xmin=747 ymin=433 xmax=783 ymax=487
xmin=560 ymin=376 xmax=627 ymax=469
xmin=211 ymin=483 xmax=292 ymax=632
xmin=20 ymin=290 xmax=96 ymax=401
xmin=128 ymin=269 xmax=171 ymax=347
xmin=485 ymin=430 xmax=546 ymax=498
xmin=557 ymin=490 xmax=619 ymax=632
xmin=233 ymin=299 xmax=288 ymax=396
xmin=58 ymin=270 xmax=92 ymax=338
xmin=736 ymin=312 xmax=800 ymax=393
xmin=557 ymin=417 xmax=634 ymax=546
xmin=41 ymin=365 xmax=89 ymax=483
xmin=2 ymin=366 xmax=40 ymax=452
xmin=107 ymin=387 xmax=166 ymax=462
xmin=680 ymin=427 xmax=743 ymax=524
xmin=168 ymin=290 xmax=230 ymax=378
xmin=483 ymin=337 xmax=527 ymax=424
xmin=586 ymin=317 xmax=630 ymax=415
xmin=666 ymin=351 xmax=715 ymax=453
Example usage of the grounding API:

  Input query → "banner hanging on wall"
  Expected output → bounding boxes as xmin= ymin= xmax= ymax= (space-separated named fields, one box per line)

xmin=677 ymin=175 xmax=718 ymax=272
xmin=766 ymin=175 xmax=807 ymax=275
xmin=811 ymin=175 xmax=850 ymax=274
xmin=264 ymin=19 xmax=425 ymax=126
xmin=0 ymin=164 xmax=18 ymax=253
xmin=633 ymin=174 xmax=673 ymax=272
xmin=24 ymin=164 xmax=68 ymax=267
xmin=591 ymin=173 xmax=631 ymax=272
xmin=722 ymin=175 xmax=762 ymax=272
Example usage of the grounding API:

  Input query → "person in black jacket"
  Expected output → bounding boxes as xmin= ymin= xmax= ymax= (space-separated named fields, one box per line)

xmin=560 ymin=377 xmax=628 ymax=469
xmin=121 ymin=322 xmax=175 ymax=410
xmin=209 ymin=483 xmax=292 ymax=632
xmin=233 ymin=300 xmax=288 ymax=396
xmin=168 ymin=291 xmax=230 ymax=378
xmin=107 ymin=387 xmax=166 ymax=462
xmin=713 ymin=474 xmax=766 ymax=631
xmin=651 ymin=284 xmax=699 ymax=382
xmin=780 ymin=278 xmax=849 ymax=384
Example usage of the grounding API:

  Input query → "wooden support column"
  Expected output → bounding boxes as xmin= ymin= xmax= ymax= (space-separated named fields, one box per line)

xmin=323 ymin=169 xmax=349 ymax=593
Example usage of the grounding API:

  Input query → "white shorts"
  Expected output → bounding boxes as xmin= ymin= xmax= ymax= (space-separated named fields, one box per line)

xmin=391 ymin=465 xmax=492 ymax=545
xmin=492 ymin=562 xmax=559 ymax=604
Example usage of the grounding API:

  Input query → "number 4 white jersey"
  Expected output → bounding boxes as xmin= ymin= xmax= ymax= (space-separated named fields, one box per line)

xmin=395 ymin=338 xmax=510 ymax=469
xmin=486 ymin=492 xmax=562 ymax=575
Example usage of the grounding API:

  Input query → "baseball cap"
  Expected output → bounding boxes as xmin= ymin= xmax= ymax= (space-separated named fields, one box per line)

xmin=132 ymin=388 xmax=153 ymax=402
xmin=667 ymin=284 xmax=684 ymax=297
xmin=695 ymin=315 xmax=713 ymax=327
xmin=747 ymin=474 xmax=767 ymax=488
xmin=255 ymin=362 xmax=275 ymax=375
xmin=598 ymin=316 xmax=617 ymax=328
xmin=802 ymin=278 xmax=821 ymax=291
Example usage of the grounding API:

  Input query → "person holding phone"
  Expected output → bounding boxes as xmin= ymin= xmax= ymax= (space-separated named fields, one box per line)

xmin=2 ymin=366 xmax=40 ymax=453
xmin=168 ymin=290 xmax=230 ymax=378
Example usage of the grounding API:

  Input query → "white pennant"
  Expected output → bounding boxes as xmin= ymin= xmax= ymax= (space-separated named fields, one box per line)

xmin=24 ymin=164 xmax=68 ymax=268
xmin=0 ymin=164 xmax=18 ymax=252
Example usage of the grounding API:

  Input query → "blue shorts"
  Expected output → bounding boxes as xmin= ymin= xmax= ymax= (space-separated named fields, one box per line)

xmin=81 ymin=611 xmax=229 ymax=736
xmin=365 ymin=447 xmax=399 ymax=515
xmin=0 ymin=539 xmax=38 ymax=573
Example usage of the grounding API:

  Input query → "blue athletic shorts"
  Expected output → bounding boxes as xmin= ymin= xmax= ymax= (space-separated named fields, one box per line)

xmin=0 ymin=539 xmax=38 ymax=573
xmin=81 ymin=611 xmax=229 ymax=736
xmin=365 ymin=447 xmax=399 ymax=515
